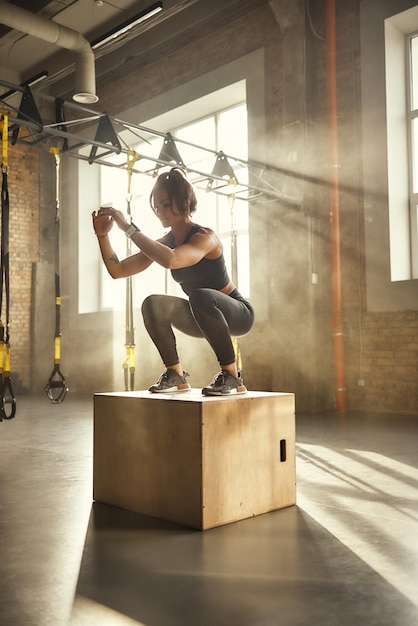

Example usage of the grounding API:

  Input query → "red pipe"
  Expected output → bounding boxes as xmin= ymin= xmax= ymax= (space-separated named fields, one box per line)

xmin=326 ymin=0 xmax=346 ymax=412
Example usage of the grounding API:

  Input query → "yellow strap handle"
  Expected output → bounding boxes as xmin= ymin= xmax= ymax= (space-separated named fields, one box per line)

xmin=49 ymin=146 xmax=60 ymax=206
xmin=0 ymin=323 xmax=13 ymax=374
xmin=54 ymin=336 xmax=61 ymax=364
xmin=125 ymin=345 xmax=135 ymax=371
xmin=126 ymin=150 xmax=139 ymax=196
xmin=232 ymin=337 xmax=242 ymax=371
xmin=4 ymin=343 xmax=11 ymax=375
xmin=0 ymin=336 xmax=4 ymax=375
xmin=1 ymin=114 xmax=8 ymax=169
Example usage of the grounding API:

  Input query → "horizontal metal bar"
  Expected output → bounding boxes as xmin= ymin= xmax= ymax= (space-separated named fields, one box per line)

xmin=0 ymin=78 xmax=302 ymax=207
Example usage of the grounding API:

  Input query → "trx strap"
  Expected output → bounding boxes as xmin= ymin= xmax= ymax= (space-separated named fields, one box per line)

xmin=0 ymin=114 xmax=16 ymax=420
xmin=123 ymin=150 xmax=139 ymax=391
xmin=228 ymin=182 xmax=242 ymax=371
xmin=44 ymin=147 xmax=68 ymax=403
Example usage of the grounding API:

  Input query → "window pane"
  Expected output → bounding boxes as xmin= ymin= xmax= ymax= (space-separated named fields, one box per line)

xmin=411 ymin=36 xmax=418 ymax=110
xmin=408 ymin=33 xmax=418 ymax=277
xmin=218 ymin=195 xmax=234 ymax=235
xmin=100 ymin=165 xmax=127 ymax=310
xmin=412 ymin=118 xmax=418 ymax=193
xmin=100 ymin=155 xmax=166 ymax=310
xmin=176 ymin=118 xmax=218 ymax=228
xmin=176 ymin=117 xmax=216 ymax=169
xmin=218 ymin=104 xmax=248 ymax=160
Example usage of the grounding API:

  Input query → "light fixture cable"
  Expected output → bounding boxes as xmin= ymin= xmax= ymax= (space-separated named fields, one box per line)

xmin=91 ymin=1 xmax=163 ymax=50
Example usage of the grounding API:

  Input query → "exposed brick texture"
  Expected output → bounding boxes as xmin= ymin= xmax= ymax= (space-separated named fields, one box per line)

xmin=349 ymin=312 xmax=418 ymax=413
xmin=3 ymin=142 xmax=40 ymax=393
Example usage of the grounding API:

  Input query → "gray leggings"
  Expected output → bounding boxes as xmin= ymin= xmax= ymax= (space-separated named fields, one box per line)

xmin=141 ymin=288 xmax=255 ymax=367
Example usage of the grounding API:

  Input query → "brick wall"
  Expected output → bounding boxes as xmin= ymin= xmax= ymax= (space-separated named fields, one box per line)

xmin=5 ymin=142 xmax=40 ymax=393
xmin=348 ymin=312 xmax=418 ymax=413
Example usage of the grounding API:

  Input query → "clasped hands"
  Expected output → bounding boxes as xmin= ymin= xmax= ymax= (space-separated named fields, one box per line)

xmin=92 ymin=206 xmax=129 ymax=238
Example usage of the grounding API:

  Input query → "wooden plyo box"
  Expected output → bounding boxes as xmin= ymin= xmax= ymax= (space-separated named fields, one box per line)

xmin=93 ymin=390 xmax=296 ymax=530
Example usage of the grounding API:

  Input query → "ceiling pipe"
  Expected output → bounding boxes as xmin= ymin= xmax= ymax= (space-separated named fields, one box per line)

xmin=0 ymin=0 xmax=98 ymax=104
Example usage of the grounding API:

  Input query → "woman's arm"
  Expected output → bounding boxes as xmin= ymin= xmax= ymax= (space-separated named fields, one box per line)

xmin=97 ymin=207 xmax=219 ymax=270
xmin=92 ymin=211 xmax=153 ymax=279
xmin=130 ymin=229 xmax=217 ymax=269
xmin=97 ymin=234 xmax=154 ymax=278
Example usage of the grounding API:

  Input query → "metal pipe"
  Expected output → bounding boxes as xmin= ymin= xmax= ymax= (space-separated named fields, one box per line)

xmin=0 ymin=0 xmax=98 ymax=103
xmin=326 ymin=0 xmax=346 ymax=412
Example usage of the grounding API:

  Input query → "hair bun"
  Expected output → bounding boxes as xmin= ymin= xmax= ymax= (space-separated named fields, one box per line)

xmin=170 ymin=167 xmax=187 ymax=178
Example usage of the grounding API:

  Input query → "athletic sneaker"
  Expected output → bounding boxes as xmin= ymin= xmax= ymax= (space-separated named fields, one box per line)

xmin=149 ymin=369 xmax=191 ymax=393
xmin=202 ymin=370 xmax=247 ymax=396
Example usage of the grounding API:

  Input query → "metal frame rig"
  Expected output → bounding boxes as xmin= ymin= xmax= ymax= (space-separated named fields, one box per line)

xmin=0 ymin=78 xmax=302 ymax=208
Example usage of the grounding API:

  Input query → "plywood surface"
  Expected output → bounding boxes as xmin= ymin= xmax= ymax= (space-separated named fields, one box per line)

xmin=93 ymin=390 xmax=296 ymax=529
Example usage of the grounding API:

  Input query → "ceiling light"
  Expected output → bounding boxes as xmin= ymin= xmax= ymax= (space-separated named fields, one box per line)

xmin=73 ymin=92 xmax=99 ymax=104
xmin=91 ymin=2 xmax=163 ymax=50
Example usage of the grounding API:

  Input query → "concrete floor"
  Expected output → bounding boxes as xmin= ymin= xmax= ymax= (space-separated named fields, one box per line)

xmin=0 ymin=394 xmax=417 ymax=626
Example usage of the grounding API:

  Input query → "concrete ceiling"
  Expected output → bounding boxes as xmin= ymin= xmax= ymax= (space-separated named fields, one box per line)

xmin=0 ymin=1 xmax=153 ymax=81
xmin=0 ymin=0 xmax=246 ymax=99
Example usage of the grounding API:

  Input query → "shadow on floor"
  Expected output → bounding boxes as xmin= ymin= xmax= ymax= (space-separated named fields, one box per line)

xmin=71 ymin=501 xmax=418 ymax=626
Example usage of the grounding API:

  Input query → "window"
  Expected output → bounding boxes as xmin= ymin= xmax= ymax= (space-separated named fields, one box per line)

xmin=97 ymin=102 xmax=249 ymax=311
xmin=384 ymin=7 xmax=418 ymax=282
xmin=359 ymin=3 xmax=418 ymax=310
xmin=384 ymin=15 xmax=413 ymax=281
xmin=406 ymin=32 xmax=418 ymax=276
xmin=78 ymin=50 xmax=265 ymax=316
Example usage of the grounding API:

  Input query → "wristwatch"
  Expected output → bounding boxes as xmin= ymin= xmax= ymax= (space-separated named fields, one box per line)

xmin=125 ymin=222 xmax=140 ymax=238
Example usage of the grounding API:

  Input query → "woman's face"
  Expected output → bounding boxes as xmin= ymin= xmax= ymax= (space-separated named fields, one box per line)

xmin=152 ymin=189 xmax=184 ymax=227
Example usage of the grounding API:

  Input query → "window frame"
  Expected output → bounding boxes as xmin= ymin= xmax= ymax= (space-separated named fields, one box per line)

xmin=406 ymin=30 xmax=418 ymax=276
xmin=90 ymin=102 xmax=250 ymax=313
xmin=360 ymin=1 xmax=418 ymax=312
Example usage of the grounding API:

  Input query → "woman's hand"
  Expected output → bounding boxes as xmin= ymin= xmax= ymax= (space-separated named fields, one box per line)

xmin=92 ymin=207 xmax=129 ymax=238
xmin=100 ymin=207 xmax=129 ymax=231
xmin=92 ymin=209 xmax=113 ymax=238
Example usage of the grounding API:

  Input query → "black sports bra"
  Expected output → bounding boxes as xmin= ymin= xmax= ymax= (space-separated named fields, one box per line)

xmin=160 ymin=224 xmax=230 ymax=296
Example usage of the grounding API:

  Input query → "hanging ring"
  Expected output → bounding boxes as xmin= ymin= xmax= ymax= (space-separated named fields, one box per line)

xmin=44 ymin=364 xmax=68 ymax=404
xmin=0 ymin=376 xmax=16 ymax=420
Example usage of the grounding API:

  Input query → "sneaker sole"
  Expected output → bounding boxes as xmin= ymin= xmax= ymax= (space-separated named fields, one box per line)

xmin=149 ymin=384 xmax=191 ymax=394
xmin=202 ymin=385 xmax=247 ymax=396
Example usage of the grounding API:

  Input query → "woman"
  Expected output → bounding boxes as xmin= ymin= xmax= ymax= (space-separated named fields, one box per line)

xmin=92 ymin=167 xmax=255 ymax=395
